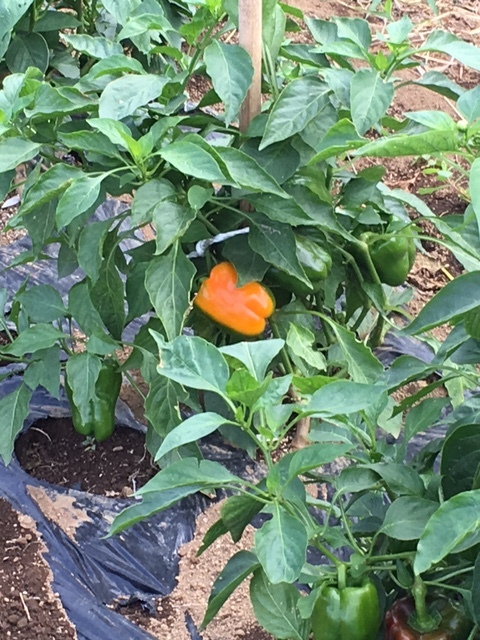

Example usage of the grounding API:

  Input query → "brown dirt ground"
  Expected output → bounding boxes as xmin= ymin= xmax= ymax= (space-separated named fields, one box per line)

xmin=2 ymin=1 xmax=479 ymax=638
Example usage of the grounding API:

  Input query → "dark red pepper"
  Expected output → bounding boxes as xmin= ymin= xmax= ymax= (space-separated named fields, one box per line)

xmin=385 ymin=597 xmax=472 ymax=640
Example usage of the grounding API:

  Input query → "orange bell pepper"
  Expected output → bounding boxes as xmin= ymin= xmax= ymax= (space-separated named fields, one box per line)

xmin=194 ymin=262 xmax=274 ymax=336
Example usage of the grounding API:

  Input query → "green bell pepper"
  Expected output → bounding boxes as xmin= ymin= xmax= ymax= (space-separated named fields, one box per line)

xmin=268 ymin=236 xmax=332 ymax=297
xmin=361 ymin=225 xmax=416 ymax=287
xmin=65 ymin=360 xmax=122 ymax=441
xmin=312 ymin=579 xmax=381 ymax=640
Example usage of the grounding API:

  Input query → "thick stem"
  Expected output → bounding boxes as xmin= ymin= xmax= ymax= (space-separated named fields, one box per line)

xmin=411 ymin=576 xmax=439 ymax=633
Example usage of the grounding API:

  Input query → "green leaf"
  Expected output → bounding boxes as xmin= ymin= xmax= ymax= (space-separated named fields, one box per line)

xmin=381 ymin=497 xmax=438 ymax=540
xmin=144 ymin=376 xmax=182 ymax=438
xmin=441 ymin=424 xmax=480 ymax=499
xmin=110 ymin=458 xmax=241 ymax=535
xmin=0 ymin=383 xmax=32 ymax=465
xmin=250 ymin=569 xmax=307 ymax=640
xmin=154 ymin=412 xmax=229 ymax=461
xmin=153 ymin=333 xmax=230 ymax=393
xmin=421 ymin=30 xmax=480 ymax=71
xmin=65 ymin=352 xmax=102 ymax=425
xmin=415 ymin=490 xmax=480 ymax=575
xmin=63 ymin=34 xmax=123 ymax=58
xmin=68 ymin=281 xmax=105 ymax=335
xmin=153 ymin=201 xmax=196 ymax=255
xmin=0 ymin=0 xmax=35 ymax=58
xmin=279 ymin=443 xmax=353 ymax=484
xmin=247 ymin=213 xmax=310 ymax=285
xmin=2 ymin=325 xmax=65 ymax=357
xmin=204 ymin=41 xmax=253 ymax=125
xmin=24 ymin=346 xmax=61 ymax=398
xmin=145 ymin=244 xmax=195 ymax=340
xmin=355 ymin=129 xmax=459 ymax=158
xmin=77 ymin=219 xmax=111 ymax=284
xmin=263 ymin=0 xmax=286 ymax=60
xmin=99 ymin=73 xmax=168 ymax=120
xmin=366 ymin=463 xmax=425 ymax=497
xmin=255 ymin=504 xmax=307 ymax=583
xmin=87 ymin=117 xmax=141 ymax=157
xmin=90 ymin=255 xmax=125 ymax=340
xmin=220 ymin=339 xmax=284 ymax=381
xmin=286 ymin=324 xmax=326 ymax=373
xmin=56 ymin=175 xmax=105 ymax=228
xmin=19 ymin=164 xmax=80 ymax=216
xmin=221 ymin=493 xmax=263 ymax=542
xmin=0 ymin=138 xmax=41 ymax=173
xmin=159 ymin=134 xmax=228 ymax=183
xmin=260 ymin=77 xmax=330 ymax=149
xmin=241 ymin=138 xmax=300 ymax=184
xmin=17 ymin=285 xmax=65 ymax=323
xmin=28 ymin=85 xmax=96 ymax=117
xmin=405 ymin=272 xmax=480 ymax=335
xmin=131 ymin=178 xmax=176 ymax=225
xmin=215 ymin=146 xmax=287 ymax=198
xmin=307 ymin=118 xmax=365 ymax=164
xmin=202 ymin=551 xmax=260 ymax=628
xmin=350 ymin=69 xmax=394 ymax=135
xmin=326 ymin=321 xmax=383 ymax=382
xmin=306 ymin=380 xmax=386 ymax=416
xmin=5 ymin=32 xmax=49 ymax=74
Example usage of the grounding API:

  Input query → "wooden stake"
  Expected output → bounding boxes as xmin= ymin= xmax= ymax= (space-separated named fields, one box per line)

xmin=239 ymin=0 xmax=263 ymax=133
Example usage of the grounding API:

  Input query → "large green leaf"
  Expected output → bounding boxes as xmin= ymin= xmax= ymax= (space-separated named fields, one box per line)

xmin=326 ymin=320 xmax=383 ymax=382
xmin=0 ymin=138 xmax=41 ymax=173
xmin=260 ymin=77 xmax=330 ymax=149
xmin=405 ymin=272 xmax=480 ymax=335
xmin=247 ymin=213 xmax=310 ymax=285
xmin=441 ymin=424 xmax=480 ymax=499
xmin=90 ymin=254 xmax=125 ymax=340
xmin=17 ymin=285 xmax=65 ymax=323
xmin=421 ymin=30 xmax=480 ymax=71
xmin=5 ymin=32 xmax=49 ymax=73
xmin=56 ymin=175 xmax=105 ymax=228
xmin=159 ymin=134 xmax=228 ymax=183
xmin=220 ymin=339 xmax=284 ymax=381
xmin=154 ymin=412 xmax=230 ymax=461
xmin=221 ymin=493 xmax=264 ymax=542
xmin=381 ymin=497 xmax=438 ymax=540
xmin=24 ymin=346 xmax=61 ymax=399
xmin=63 ymin=34 xmax=123 ymax=58
xmin=19 ymin=164 xmax=80 ymax=217
xmin=355 ymin=129 xmax=459 ymax=158
xmin=109 ymin=458 xmax=241 ymax=535
xmin=77 ymin=219 xmax=111 ymax=284
xmin=0 ymin=383 xmax=32 ymax=465
xmin=204 ymin=41 xmax=253 ymax=125
xmin=152 ymin=201 xmax=196 ymax=255
xmin=152 ymin=333 xmax=230 ymax=394
xmin=255 ymin=504 xmax=307 ymax=584
xmin=350 ymin=69 xmax=394 ymax=135
xmin=202 ymin=551 xmax=260 ymax=628
xmin=306 ymin=380 xmax=386 ymax=416
xmin=0 ymin=0 xmax=35 ymax=58
xmin=250 ymin=569 xmax=308 ymax=640
xmin=415 ymin=490 xmax=480 ymax=575
xmin=99 ymin=74 xmax=168 ymax=119
xmin=131 ymin=178 xmax=176 ymax=225
xmin=469 ymin=158 xmax=480 ymax=235
xmin=278 ymin=443 xmax=353 ymax=484
xmin=145 ymin=244 xmax=195 ymax=340
xmin=215 ymin=146 xmax=287 ymax=198
xmin=2 ymin=324 xmax=65 ymax=356
xmin=366 ymin=463 xmax=425 ymax=497
xmin=65 ymin=352 xmax=102 ymax=425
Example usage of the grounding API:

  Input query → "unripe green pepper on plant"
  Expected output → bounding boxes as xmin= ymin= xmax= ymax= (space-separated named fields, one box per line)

xmin=65 ymin=360 xmax=122 ymax=441
xmin=311 ymin=578 xmax=381 ymax=640
xmin=359 ymin=224 xmax=416 ymax=287
xmin=268 ymin=236 xmax=332 ymax=298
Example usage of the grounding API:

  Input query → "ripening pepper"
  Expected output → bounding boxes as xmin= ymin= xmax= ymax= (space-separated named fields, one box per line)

xmin=65 ymin=360 xmax=122 ymax=441
xmin=361 ymin=226 xmax=416 ymax=287
xmin=385 ymin=597 xmax=472 ymax=640
xmin=268 ymin=236 xmax=332 ymax=297
xmin=311 ymin=579 xmax=381 ymax=640
xmin=194 ymin=262 xmax=274 ymax=336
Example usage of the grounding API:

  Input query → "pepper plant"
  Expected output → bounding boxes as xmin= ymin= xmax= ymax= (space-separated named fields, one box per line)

xmin=110 ymin=332 xmax=480 ymax=639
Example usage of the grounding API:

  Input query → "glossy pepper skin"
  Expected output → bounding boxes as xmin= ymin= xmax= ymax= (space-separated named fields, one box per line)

xmin=66 ymin=361 xmax=122 ymax=441
xmin=362 ymin=227 xmax=416 ymax=287
xmin=194 ymin=262 xmax=274 ymax=336
xmin=385 ymin=597 xmax=472 ymax=640
xmin=311 ymin=579 xmax=380 ymax=640
xmin=269 ymin=236 xmax=332 ymax=297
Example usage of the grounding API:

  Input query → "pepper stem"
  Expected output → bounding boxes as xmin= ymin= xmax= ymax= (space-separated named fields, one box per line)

xmin=410 ymin=576 xmax=441 ymax=633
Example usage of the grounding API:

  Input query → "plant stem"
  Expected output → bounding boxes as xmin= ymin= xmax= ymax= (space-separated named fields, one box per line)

xmin=197 ymin=212 xmax=221 ymax=235
xmin=411 ymin=576 xmax=438 ymax=633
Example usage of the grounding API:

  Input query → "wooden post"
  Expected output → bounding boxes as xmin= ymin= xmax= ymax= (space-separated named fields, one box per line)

xmin=239 ymin=0 xmax=262 ymax=133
